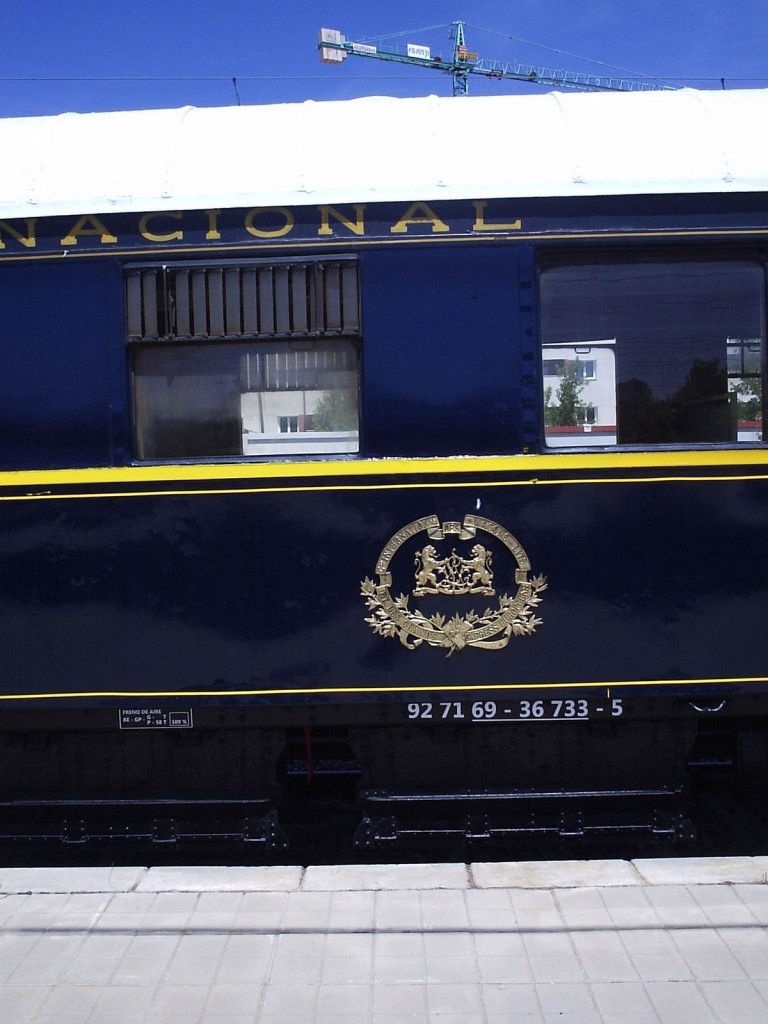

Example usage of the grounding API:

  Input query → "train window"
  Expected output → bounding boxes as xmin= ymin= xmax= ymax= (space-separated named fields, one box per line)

xmin=540 ymin=260 xmax=765 ymax=447
xmin=126 ymin=258 xmax=360 ymax=460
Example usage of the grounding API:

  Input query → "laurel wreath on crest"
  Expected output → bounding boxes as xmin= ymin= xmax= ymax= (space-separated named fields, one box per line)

xmin=360 ymin=574 xmax=548 ymax=655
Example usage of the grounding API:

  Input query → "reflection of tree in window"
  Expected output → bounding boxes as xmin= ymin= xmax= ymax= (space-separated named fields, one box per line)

xmin=544 ymin=361 xmax=589 ymax=426
xmin=312 ymin=388 xmax=359 ymax=431
xmin=541 ymin=260 xmax=764 ymax=446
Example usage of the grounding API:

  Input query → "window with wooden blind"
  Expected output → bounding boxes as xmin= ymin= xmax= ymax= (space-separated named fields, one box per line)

xmin=126 ymin=257 xmax=360 ymax=460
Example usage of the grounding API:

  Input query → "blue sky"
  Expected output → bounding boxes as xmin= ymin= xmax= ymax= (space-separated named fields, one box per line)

xmin=0 ymin=0 xmax=765 ymax=117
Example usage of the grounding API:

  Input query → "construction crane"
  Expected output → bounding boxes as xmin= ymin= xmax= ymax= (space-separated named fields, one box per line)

xmin=319 ymin=21 xmax=677 ymax=96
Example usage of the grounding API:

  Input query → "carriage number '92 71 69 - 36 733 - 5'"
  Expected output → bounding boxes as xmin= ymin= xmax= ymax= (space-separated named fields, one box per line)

xmin=404 ymin=699 xmax=624 ymax=721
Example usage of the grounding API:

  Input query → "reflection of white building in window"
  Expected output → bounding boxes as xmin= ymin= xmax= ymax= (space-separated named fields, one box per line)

xmin=727 ymin=337 xmax=763 ymax=443
xmin=241 ymin=387 xmax=359 ymax=455
xmin=543 ymin=340 xmax=617 ymax=447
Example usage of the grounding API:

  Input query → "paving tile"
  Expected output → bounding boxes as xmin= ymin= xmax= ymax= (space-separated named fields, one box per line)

xmin=555 ymin=887 xmax=606 ymax=909
xmin=528 ymin=955 xmax=585 ymax=982
xmin=274 ymin=933 xmax=326 ymax=957
xmin=123 ymin=934 xmax=179 ymax=960
xmin=701 ymin=905 xmax=759 ymax=926
xmin=644 ymin=979 xmax=719 ymax=1022
xmin=327 ymin=898 xmax=377 ymax=925
xmin=372 ymin=982 xmax=428 ymax=1014
xmin=173 ymin=933 xmax=229 ymax=958
xmin=425 ymin=954 xmax=479 ymax=983
xmin=477 ymin=955 xmax=534 ymax=984
xmin=590 ymin=980 xmax=657 ymax=1015
xmin=203 ymin=982 xmax=265 ymax=1014
xmin=36 ymin=983 xmax=104 ymax=1015
xmin=473 ymin=932 xmax=527 ymax=957
xmin=634 ymin=857 xmax=768 ymax=885
xmin=473 ymin=859 xmax=640 ymax=889
xmin=104 ymin=892 xmax=157 ymax=913
xmin=669 ymin=928 xmax=731 ymax=953
xmin=139 ymin=866 xmax=302 ymax=892
xmin=736 ymin=883 xmax=768 ymax=903
xmin=215 ymin=955 xmax=271 ymax=986
xmin=324 ymin=932 xmax=374 ymax=957
xmin=426 ymin=982 xmax=483 ymax=1014
xmin=260 ymin=983 xmax=319 ymax=1014
xmin=269 ymin=954 xmax=323 ymax=984
xmin=315 ymin=983 xmax=371 ymax=1014
xmin=698 ymin=980 xmax=768 ymax=1024
xmin=370 ymin=1015 xmax=428 ymax=1024
xmin=0 ymin=867 xmax=145 ymax=894
xmin=522 ymin=931 xmax=575 ymax=957
xmin=534 ymin=982 xmax=597 ymax=1014
xmin=258 ymin=1014 xmax=320 ymax=1024
xmin=304 ymin=863 xmax=468 ymax=891
xmin=680 ymin=948 xmax=748 ymax=980
xmin=598 ymin=887 xmax=653 ymax=907
xmin=608 ymin=906 xmax=664 ymax=928
xmin=91 ymin=984 xmax=158 ymax=1014
xmin=429 ymin=1016 xmax=492 ymax=1024
xmin=34 ymin=1015 xmax=105 ymax=1024
xmin=0 ymin=933 xmax=43 ymax=958
xmin=481 ymin=982 xmax=541 ymax=1014
xmin=627 ymin=951 xmax=693 ymax=981
xmin=0 ymin=987 xmax=49 ymax=1021
xmin=688 ymin=884 xmax=754 ymax=905
xmin=59 ymin=955 xmax=120 ymax=985
xmin=541 ymin=1014 xmax=602 ymax=1024
xmin=579 ymin=951 xmax=640 ymax=982
xmin=486 ymin=1016 xmax=544 ymax=1024
xmin=642 ymin=886 xmax=698 ymax=907
xmin=571 ymin=928 xmax=628 ymax=954
xmin=282 ymin=891 xmax=333 ymax=918
xmin=321 ymin=955 xmax=373 ymax=983
xmin=374 ymin=955 xmax=426 ymax=982
xmin=375 ymin=909 xmax=424 ymax=929
xmin=513 ymin=909 xmax=567 ymax=929
xmin=110 ymin=956 xmax=171 ymax=985
xmin=374 ymin=933 xmax=424 ymax=956
xmin=7 ymin=956 xmax=66 ymax=984
xmin=147 ymin=984 xmax=209 ymax=1016
xmin=423 ymin=932 xmax=474 ymax=957
xmin=238 ymin=891 xmax=289 ymax=912
xmin=559 ymin=907 xmax=615 ymax=928
xmin=649 ymin=905 xmax=711 ymax=927
xmin=87 ymin=1016 xmax=146 ymax=1024
xmin=162 ymin=954 xmax=220 ymax=985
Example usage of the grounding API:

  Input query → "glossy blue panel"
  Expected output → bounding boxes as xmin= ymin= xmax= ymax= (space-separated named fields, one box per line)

xmin=1 ymin=469 xmax=767 ymax=703
xmin=0 ymin=260 xmax=123 ymax=469
xmin=360 ymin=245 xmax=522 ymax=456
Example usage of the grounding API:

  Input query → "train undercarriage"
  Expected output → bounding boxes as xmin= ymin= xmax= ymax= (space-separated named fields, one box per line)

xmin=0 ymin=696 xmax=766 ymax=859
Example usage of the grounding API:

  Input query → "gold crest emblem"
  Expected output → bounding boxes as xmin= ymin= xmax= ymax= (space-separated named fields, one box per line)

xmin=361 ymin=514 xmax=547 ymax=655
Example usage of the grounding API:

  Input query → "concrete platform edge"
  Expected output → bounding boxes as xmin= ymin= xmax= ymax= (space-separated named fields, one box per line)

xmin=1 ymin=857 xmax=767 ymax=894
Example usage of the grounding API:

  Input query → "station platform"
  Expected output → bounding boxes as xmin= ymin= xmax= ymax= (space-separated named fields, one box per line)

xmin=1 ymin=857 xmax=767 ymax=1023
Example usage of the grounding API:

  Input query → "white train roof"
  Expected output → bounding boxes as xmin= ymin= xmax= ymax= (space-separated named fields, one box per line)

xmin=1 ymin=88 xmax=768 ymax=219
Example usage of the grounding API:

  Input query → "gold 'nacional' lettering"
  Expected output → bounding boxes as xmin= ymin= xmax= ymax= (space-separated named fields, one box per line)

xmin=317 ymin=204 xmax=367 ymax=236
xmin=244 ymin=207 xmax=295 ymax=238
xmin=60 ymin=215 xmax=117 ymax=246
xmin=390 ymin=201 xmax=450 ymax=234
xmin=0 ymin=218 xmax=36 ymax=249
xmin=472 ymin=201 xmax=522 ymax=232
xmin=139 ymin=211 xmax=183 ymax=243
xmin=205 ymin=209 xmax=221 ymax=241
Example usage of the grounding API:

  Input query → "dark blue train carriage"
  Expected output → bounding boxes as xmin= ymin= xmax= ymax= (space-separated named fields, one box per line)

xmin=0 ymin=88 xmax=767 ymax=849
